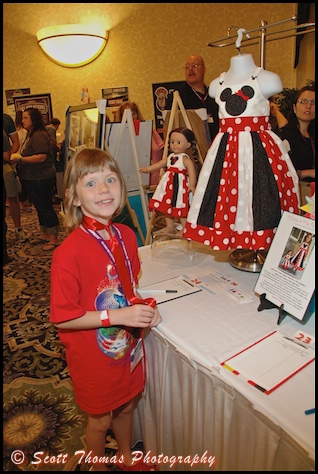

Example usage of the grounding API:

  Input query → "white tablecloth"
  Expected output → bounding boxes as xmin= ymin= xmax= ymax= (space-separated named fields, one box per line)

xmin=132 ymin=245 xmax=315 ymax=471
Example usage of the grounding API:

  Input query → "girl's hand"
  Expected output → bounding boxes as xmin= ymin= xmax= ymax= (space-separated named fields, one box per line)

xmin=113 ymin=304 xmax=156 ymax=327
xmin=149 ymin=307 xmax=162 ymax=328
xmin=139 ymin=167 xmax=149 ymax=174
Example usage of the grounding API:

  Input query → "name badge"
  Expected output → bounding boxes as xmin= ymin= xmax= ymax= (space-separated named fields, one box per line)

xmin=130 ymin=338 xmax=143 ymax=372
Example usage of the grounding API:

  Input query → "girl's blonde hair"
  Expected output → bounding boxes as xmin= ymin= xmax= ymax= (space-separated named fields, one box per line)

xmin=62 ymin=148 xmax=127 ymax=233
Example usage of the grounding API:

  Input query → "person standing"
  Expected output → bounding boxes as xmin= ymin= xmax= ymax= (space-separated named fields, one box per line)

xmin=45 ymin=117 xmax=63 ymax=203
xmin=3 ymin=130 xmax=14 ymax=264
xmin=50 ymin=147 xmax=161 ymax=471
xmin=15 ymin=109 xmax=32 ymax=211
xmin=275 ymin=86 xmax=315 ymax=206
xmin=177 ymin=55 xmax=219 ymax=145
xmin=10 ymin=108 xmax=60 ymax=251
xmin=3 ymin=112 xmax=28 ymax=242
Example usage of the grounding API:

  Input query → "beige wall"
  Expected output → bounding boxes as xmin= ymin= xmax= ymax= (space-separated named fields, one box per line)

xmin=4 ymin=3 xmax=313 ymax=131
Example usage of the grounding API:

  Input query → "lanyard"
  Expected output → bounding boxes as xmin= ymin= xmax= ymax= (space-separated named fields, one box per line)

xmin=81 ymin=220 xmax=156 ymax=309
xmin=191 ymin=86 xmax=208 ymax=105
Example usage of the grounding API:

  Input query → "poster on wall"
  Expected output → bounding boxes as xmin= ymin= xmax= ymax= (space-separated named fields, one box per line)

xmin=152 ymin=81 xmax=184 ymax=135
xmin=5 ymin=88 xmax=31 ymax=106
xmin=102 ymin=86 xmax=129 ymax=123
xmin=13 ymin=93 xmax=53 ymax=126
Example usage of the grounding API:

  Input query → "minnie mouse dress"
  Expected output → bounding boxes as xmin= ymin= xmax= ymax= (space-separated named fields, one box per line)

xmin=148 ymin=152 xmax=190 ymax=218
xmin=184 ymin=67 xmax=299 ymax=250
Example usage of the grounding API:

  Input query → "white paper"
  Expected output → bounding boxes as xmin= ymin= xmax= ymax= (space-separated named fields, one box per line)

xmin=254 ymin=212 xmax=315 ymax=320
xmin=138 ymin=275 xmax=202 ymax=304
xmin=222 ymin=331 xmax=315 ymax=394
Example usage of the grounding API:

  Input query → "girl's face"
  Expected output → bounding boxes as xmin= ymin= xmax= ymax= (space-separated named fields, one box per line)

xmin=169 ymin=132 xmax=191 ymax=154
xmin=22 ymin=111 xmax=32 ymax=131
xmin=73 ymin=166 xmax=121 ymax=224
xmin=293 ymin=91 xmax=315 ymax=122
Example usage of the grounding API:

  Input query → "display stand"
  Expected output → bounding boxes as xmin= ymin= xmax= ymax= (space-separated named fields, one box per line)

xmin=145 ymin=90 xmax=205 ymax=245
xmin=106 ymin=108 xmax=149 ymax=245
xmin=257 ymin=293 xmax=315 ymax=326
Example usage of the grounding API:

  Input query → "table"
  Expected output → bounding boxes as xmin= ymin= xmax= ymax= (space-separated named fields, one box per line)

xmin=132 ymin=244 xmax=315 ymax=471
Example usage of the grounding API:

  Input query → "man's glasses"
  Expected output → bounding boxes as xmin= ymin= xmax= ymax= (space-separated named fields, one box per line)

xmin=183 ymin=63 xmax=203 ymax=70
xmin=297 ymin=99 xmax=315 ymax=105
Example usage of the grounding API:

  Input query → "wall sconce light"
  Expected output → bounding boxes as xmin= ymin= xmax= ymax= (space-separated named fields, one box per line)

xmin=36 ymin=24 xmax=108 ymax=67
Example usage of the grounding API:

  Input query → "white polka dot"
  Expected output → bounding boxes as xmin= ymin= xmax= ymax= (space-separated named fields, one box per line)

xmin=231 ymin=188 xmax=237 ymax=195
xmin=220 ymin=178 xmax=225 ymax=185
xmin=166 ymin=198 xmax=171 ymax=204
xmin=224 ymin=214 xmax=228 ymax=221
xmin=204 ymin=239 xmax=210 ymax=245
xmin=235 ymin=118 xmax=242 ymax=124
xmin=230 ymin=206 xmax=237 ymax=213
xmin=253 ymin=117 xmax=259 ymax=123
xmin=154 ymin=202 xmax=159 ymax=208
xmin=223 ymin=238 xmax=229 ymax=245
xmin=198 ymin=229 xmax=205 ymax=236
xmin=244 ymin=126 xmax=251 ymax=132
xmin=227 ymin=127 xmax=233 ymax=133
xmin=215 ymin=221 xmax=221 ymax=228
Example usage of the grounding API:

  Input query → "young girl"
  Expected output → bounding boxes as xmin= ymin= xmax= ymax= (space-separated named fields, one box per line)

xmin=50 ymin=148 xmax=162 ymax=472
xmin=139 ymin=127 xmax=199 ymax=236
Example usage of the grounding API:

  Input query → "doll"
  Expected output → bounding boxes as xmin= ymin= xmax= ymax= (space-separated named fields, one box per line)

xmin=280 ymin=249 xmax=293 ymax=269
xmin=139 ymin=127 xmax=199 ymax=236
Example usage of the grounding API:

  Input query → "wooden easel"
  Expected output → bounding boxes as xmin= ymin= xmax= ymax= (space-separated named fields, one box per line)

xmin=104 ymin=108 xmax=148 ymax=245
xmin=145 ymin=90 xmax=205 ymax=245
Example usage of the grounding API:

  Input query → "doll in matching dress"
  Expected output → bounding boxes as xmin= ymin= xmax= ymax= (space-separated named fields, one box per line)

xmin=140 ymin=127 xmax=200 ymax=236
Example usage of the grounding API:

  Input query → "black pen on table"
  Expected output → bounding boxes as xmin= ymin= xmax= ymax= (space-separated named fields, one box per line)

xmin=139 ymin=289 xmax=178 ymax=294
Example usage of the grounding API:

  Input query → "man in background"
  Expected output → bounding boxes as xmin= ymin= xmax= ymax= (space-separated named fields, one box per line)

xmin=177 ymin=54 xmax=219 ymax=145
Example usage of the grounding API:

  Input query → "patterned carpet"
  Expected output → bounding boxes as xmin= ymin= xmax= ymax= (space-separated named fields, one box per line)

xmin=3 ymin=203 xmax=149 ymax=472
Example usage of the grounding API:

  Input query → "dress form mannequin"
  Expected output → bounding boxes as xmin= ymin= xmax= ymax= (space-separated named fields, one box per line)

xmin=209 ymin=53 xmax=282 ymax=99
xmin=184 ymin=51 xmax=299 ymax=255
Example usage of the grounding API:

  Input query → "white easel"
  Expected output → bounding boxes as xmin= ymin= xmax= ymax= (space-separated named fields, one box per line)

xmin=145 ymin=90 xmax=204 ymax=245
xmin=107 ymin=108 xmax=150 ymax=245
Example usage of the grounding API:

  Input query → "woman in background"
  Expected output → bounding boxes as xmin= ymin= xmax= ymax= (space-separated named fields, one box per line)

xmin=271 ymin=85 xmax=315 ymax=206
xmin=10 ymin=108 xmax=60 ymax=250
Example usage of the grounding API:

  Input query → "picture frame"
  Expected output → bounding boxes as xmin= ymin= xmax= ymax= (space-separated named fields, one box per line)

xmin=5 ymin=88 xmax=30 ymax=106
xmin=254 ymin=211 xmax=315 ymax=322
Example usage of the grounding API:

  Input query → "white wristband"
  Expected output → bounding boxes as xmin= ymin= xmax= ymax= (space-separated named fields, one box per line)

xmin=100 ymin=310 xmax=110 ymax=327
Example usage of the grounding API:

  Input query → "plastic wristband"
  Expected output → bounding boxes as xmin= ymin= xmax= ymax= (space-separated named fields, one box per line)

xmin=100 ymin=310 xmax=111 ymax=327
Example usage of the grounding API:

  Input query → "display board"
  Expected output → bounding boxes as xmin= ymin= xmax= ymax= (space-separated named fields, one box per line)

xmin=105 ymin=121 xmax=152 ymax=192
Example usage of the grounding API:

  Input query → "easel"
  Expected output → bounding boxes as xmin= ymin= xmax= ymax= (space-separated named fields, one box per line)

xmin=104 ymin=108 xmax=148 ymax=245
xmin=145 ymin=90 xmax=205 ymax=245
